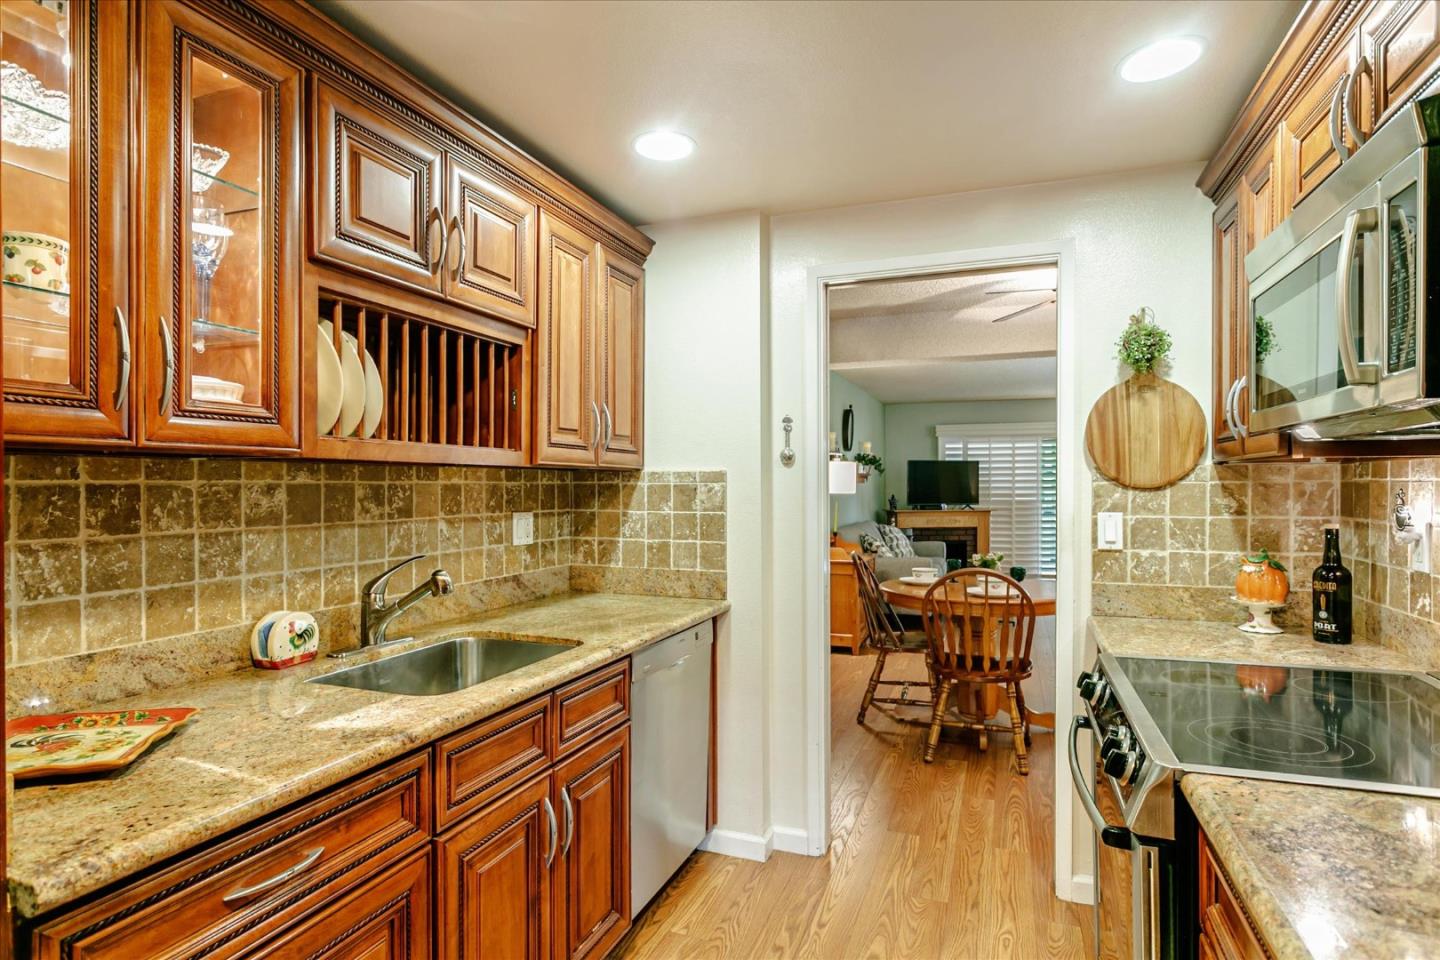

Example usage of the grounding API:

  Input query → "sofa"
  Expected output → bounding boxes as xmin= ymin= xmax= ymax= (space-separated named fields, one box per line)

xmin=837 ymin=520 xmax=947 ymax=581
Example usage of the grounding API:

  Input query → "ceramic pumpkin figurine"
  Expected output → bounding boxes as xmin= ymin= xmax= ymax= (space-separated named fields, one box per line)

xmin=1235 ymin=549 xmax=1289 ymax=604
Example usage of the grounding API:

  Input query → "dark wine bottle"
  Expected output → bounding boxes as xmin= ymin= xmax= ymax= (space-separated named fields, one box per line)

xmin=1311 ymin=528 xmax=1352 ymax=645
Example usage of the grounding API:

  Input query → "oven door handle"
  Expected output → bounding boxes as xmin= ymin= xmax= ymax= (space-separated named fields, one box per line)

xmin=1068 ymin=715 xmax=1132 ymax=850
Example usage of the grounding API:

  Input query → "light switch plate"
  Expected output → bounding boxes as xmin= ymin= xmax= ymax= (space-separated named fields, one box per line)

xmin=1413 ymin=523 xmax=1432 ymax=574
xmin=1097 ymin=512 xmax=1124 ymax=551
xmin=513 ymin=512 xmax=534 ymax=546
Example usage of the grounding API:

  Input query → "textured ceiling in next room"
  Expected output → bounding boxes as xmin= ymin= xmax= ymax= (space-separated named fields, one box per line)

xmin=316 ymin=0 xmax=1299 ymax=222
xmin=829 ymin=264 xmax=1058 ymax=404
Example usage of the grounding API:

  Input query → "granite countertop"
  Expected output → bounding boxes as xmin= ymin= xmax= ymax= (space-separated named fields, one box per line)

xmin=1089 ymin=615 xmax=1432 ymax=671
xmin=1091 ymin=614 xmax=1440 ymax=958
xmin=1183 ymin=775 xmax=1440 ymax=960
xmin=7 ymin=592 xmax=728 ymax=919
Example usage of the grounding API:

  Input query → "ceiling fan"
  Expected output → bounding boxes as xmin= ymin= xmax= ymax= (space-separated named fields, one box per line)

xmin=984 ymin=285 xmax=1056 ymax=323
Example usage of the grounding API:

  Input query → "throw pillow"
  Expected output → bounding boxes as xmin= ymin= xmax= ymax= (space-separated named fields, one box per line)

xmin=878 ymin=525 xmax=916 ymax=558
xmin=857 ymin=531 xmax=889 ymax=556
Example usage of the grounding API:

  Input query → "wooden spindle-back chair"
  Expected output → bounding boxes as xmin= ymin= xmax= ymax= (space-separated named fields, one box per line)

xmin=852 ymin=553 xmax=932 ymax=723
xmin=920 ymin=568 xmax=1036 ymax=772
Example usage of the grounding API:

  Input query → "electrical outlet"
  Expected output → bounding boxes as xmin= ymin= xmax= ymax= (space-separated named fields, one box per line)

xmin=512 ymin=512 xmax=534 ymax=546
xmin=1097 ymin=512 xmax=1124 ymax=551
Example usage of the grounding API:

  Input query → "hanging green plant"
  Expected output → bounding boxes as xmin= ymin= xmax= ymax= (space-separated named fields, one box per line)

xmin=1115 ymin=306 xmax=1172 ymax=376
xmin=853 ymin=451 xmax=885 ymax=474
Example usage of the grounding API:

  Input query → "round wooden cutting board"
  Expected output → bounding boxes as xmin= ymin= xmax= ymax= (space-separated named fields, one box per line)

xmin=1085 ymin=373 xmax=1206 ymax=490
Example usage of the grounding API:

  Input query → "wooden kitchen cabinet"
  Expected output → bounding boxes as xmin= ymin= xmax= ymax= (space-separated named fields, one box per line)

xmin=552 ymin=725 xmax=630 ymax=960
xmin=1362 ymin=1 xmax=1440 ymax=131
xmin=1197 ymin=830 xmax=1268 ymax=960
xmin=596 ymin=245 xmax=645 ymax=468
xmin=313 ymin=80 xmax=446 ymax=295
xmin=436 ymin=773 xmax=555 ymax=960
xmin=2 ymin=0 xmax=132 ymax=445
xmin=447 ymin=157 xmax=539 ymax=327
xmin=248 ymin=850 xmax=432 ymax=960
xmin=137 ymin=0 xmax=303 ymax=451
xmin=1279 ymin=30 xmax=1359 ymax=210
xmin=534 ymin=212 xmax=646 ymax=468
xmin=535 ymin=209 xmax=599 ymax=465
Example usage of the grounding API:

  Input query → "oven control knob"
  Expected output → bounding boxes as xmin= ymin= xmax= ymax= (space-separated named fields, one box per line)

xmin=1104 ymin=748 xmax=1142 ymax=785
xmin=1100 ymin=726 xmax=1132 ymax=758
xmin=1078 ymin=674 xmax=1109 ymax=707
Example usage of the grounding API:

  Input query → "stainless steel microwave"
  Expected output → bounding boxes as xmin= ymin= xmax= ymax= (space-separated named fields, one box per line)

xmin=1243 ymin=92 xmax=1440 ymax=439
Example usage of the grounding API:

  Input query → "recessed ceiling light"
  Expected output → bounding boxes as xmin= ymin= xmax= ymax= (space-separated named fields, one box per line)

xmin=1119 ymin=37 xmax=1204 ymax=83
xmin=633 ymin=130 xmax=695 ymax=161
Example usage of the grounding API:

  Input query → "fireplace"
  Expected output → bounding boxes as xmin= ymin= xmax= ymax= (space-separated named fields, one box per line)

xmin=909 ymin=526 xmax=979 ymax=563
xmin=888 ymin=508 xmax=990 ymax=562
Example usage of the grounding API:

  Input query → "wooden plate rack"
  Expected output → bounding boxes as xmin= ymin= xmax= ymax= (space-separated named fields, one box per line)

xmin=311 ymin=289 xmax=528 ymax=465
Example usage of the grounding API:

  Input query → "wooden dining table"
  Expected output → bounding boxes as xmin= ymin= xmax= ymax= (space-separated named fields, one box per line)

xmin=879 ymin=576 xmax=1057 ymax=733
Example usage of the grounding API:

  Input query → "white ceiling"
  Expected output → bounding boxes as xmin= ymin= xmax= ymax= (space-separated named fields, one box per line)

xmin=829 ymin=265 xmax=1058 ymax=403
xmin=317 ymin=0 xmax=1299 ymax=223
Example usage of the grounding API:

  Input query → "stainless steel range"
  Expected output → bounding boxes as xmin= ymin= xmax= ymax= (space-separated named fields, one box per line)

xmin=1068 ymin=653 xmax=1440 ymax=960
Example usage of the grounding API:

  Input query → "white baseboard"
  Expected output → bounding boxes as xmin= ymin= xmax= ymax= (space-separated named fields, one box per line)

xmin=1065 ymin=872 xmax=1095 ymax=906
xmin=771 ymin=825 xmax=811 ymax=855
xmin=698 ymin=826 xmax=773 ymax=862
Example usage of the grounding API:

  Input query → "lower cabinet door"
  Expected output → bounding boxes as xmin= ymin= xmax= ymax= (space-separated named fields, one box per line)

xmin=552 ymin=724 xmax=630 ymax=960
xmin=437 ymin=773 xmax=554 ymax=960
xmin=249 ymin=849 xmax=431 ymax=960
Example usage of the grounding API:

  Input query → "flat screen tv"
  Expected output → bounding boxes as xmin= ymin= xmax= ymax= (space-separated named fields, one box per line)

xmin=907 ymin=460 xmax=979 ymax=508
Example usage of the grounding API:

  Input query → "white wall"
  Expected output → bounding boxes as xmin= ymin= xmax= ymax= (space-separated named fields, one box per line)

xmin=767 ymin=164 xmax=1213 ymax=891
xmin=641 ymin=211 xmax=774 ymax=855
xmin=828 ymin=372 xmax=887 ymax=525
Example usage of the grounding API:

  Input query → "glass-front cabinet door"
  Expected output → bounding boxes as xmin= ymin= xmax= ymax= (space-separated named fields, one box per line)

xmin=138 ymin=0 xmax=300 ymax=449
xmin=2 ymin=0 xmax=131 ymax=443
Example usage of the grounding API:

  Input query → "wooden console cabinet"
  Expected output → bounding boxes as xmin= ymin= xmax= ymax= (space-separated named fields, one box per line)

xmin=829 ymin=541 xmax=870 ymax=654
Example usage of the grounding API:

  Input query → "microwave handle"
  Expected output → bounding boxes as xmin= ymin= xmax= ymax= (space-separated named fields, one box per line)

xmin=1336 ymin=206 xmax=1381 ymax=385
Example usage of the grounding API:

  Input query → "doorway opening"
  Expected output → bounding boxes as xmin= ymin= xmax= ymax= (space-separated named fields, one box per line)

xmin=804 ymin=241 xmax=1087 ymax=909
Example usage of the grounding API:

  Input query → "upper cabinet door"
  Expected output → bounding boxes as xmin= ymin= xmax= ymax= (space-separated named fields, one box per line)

xmin=2 ymin=0 xmax=131 ymax=444
xmin=596 ymin=246 xmax=643 ymax=468
xmin=138 ymin=0 xmax=301 ymax=449
xmin=1362 ymin=1 xmax=1440 ymax=129
xmin=535 ymin=210 xmax=598 ymax=466
xmin=446 ymin=158 xmax=537 ymax=326
xmin=1281 ymin=32 xmax=1359 ymax=210
xmin=314 ymin=81 xmax=445 ymax=294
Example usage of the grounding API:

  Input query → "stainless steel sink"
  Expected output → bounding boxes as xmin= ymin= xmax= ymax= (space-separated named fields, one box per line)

xmin=308 ymin=636 xmax=572 ymax=697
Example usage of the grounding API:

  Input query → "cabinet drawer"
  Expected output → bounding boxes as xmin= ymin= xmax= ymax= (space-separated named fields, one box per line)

xmin=434 ymin=694 xmax=551 ymax=829
xmin=552 ymin=660 xmax=631 ymax=757
xmin=242 ymin=848 xmax=431 ymax=960
xmin=32 ymin=752 xmax=430 ymax=960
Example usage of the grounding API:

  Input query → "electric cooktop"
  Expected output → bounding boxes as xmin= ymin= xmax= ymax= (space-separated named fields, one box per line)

xmin=1114 ymin=656 xmax=1440 ymax=797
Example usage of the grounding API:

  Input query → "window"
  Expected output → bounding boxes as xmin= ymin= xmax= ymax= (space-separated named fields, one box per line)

xmin=936 ymin=422 xmax=1057 ymax=576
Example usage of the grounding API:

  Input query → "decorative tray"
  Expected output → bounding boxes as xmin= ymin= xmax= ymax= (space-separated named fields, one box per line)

xmin=6 ymin=708 xmax=198 ymax=780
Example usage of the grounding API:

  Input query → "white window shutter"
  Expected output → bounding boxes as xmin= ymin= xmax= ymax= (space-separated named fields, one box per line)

xmin=934 ymin=423 xmax=1057 ymax=576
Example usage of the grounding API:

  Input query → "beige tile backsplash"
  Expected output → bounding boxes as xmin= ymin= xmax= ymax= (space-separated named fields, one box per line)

xmin=3 ymin=455 xmax=726 ymax=669
xmin=1092 ymin=457 xmax=1440 ymax=663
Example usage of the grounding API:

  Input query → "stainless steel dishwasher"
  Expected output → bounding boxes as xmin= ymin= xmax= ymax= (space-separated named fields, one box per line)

xmin=630 ymin=619 xmax=714 ymax=917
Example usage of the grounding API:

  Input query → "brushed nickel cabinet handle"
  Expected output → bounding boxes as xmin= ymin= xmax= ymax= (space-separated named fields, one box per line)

xmin=426 ymin=206 xmax=445 ymax=275
xmin=221 ymin=846 xmax=324 ymax=906
xmin=561 ymin=786 xmax=574 ymax=856
xmin=449 ymin=215 xmax=465 ymax=283
xmin=1234 ymin=375 xmax=1249 ymax=439
xmin=589 ymin=400 xmax=601 ymax=456
xmin=543 ymin=796 xmax=558 ymax=868
xmin=158 ymin=316 xmax=175 ymax=415
xmin=1345 ymin=56 xmax=1371 ymax=149
xmin=1329 ymin=76 xmax=1351 ymax=163
xmin=113 ymin=306 xmax=130 ymax=408
xmin=601 ymin=401 xmax=614 ymax=455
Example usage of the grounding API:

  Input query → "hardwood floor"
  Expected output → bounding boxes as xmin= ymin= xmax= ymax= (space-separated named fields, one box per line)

xmin=616 ymin=642 xmax=1094 ymax=960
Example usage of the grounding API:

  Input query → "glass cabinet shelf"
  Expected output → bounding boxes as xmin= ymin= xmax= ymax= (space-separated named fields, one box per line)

xmin=1 ymin=90 xmax=69 ymax=129
xmin=192 ymin=316 xmax=259 ymax=344
xmin=2 ymin=278 xmax=69 ymax=300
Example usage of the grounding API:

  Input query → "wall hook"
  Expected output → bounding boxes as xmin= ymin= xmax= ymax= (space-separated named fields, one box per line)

xmin=780 ymin=416 xmax=796 ymax=467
